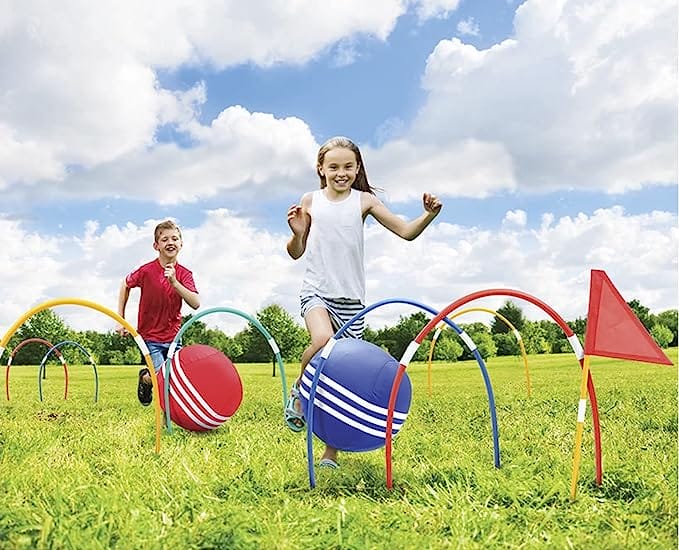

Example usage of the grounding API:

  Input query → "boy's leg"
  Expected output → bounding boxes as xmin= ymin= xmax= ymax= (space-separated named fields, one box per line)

xmin=137 ymin=342 xmax=169 ymax=405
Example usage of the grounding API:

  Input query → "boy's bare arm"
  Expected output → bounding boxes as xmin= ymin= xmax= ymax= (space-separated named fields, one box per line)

xmin=116 ymin=280 xmax=131 ymax=335
xmin=172 ymin=282 xmax=200 ymax=310
xmin=164 ymin=263 xmax=200 ymax=310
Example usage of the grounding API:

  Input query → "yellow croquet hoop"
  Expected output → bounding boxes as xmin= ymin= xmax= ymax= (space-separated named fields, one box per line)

xmin=426 ymin=307 xmax=532 ymax=398
xmin=0 ymin=298 xmax=161 ymax=453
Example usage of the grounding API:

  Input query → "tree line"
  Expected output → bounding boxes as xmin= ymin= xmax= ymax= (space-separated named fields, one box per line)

xmin=5 ymin=301 xmax=677 ymax=366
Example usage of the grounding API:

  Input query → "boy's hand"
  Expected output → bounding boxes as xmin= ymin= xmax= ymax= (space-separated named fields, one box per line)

xmin=164 ymin=262 xmax=177 ymax=285
xmin=287 ymin=204 xmax=309 ymax=236
xmin=423 ymin=193 xmax=442 ymax=215
xmin=115 ymin=325 xmax=129 ymax=336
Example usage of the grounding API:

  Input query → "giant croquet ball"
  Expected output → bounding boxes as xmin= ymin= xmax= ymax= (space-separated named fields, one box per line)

xmin=299 ymin=338 xmax=412 ymax=452
xmin=158 ymin=344 xmax=242 ymax=432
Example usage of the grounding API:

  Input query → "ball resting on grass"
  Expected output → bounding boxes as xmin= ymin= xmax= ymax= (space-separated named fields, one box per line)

xmin=158 ymin=344 xmax=243 ymax=432
xmin=300 ymin=338 xmax=412 ymax=452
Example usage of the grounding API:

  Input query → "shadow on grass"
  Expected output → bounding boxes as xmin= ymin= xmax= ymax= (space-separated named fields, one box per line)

xmin=590 ymin=470 xmax=649 ymax=503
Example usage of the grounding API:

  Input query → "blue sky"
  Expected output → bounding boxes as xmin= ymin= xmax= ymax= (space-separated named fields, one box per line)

xmin=1 ymin=0 xmax=677 ymax=334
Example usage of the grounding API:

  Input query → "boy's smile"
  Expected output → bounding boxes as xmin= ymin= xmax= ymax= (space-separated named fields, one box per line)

xmin=154 ymin=229 xmax=183 ymax=261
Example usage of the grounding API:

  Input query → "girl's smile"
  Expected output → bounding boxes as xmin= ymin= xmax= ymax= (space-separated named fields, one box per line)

xmin=319 ymin=147 xmax=360 ymax=197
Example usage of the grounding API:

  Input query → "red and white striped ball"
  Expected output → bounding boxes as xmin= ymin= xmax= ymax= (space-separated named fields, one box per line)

xmin=158 ymin=344 xmax=243 ymax=432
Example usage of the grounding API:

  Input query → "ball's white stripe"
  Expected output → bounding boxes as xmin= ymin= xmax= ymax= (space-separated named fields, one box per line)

xmin=300 ymin=376 xmax=406 ymax=429
xmin=172 ymin=351 xmax=230 ymax=423
xmin=170 ymin=372 xmax=225 ymax=426
xmin=169 ymin=385 xmax=226 ymax=429
xmin=300 ymin=390 xmax=404 ymax=439
xmin=303 ymin=365 xmax=408 ymax=420
xmin=169 ymin=376 xmax=223 ymax=427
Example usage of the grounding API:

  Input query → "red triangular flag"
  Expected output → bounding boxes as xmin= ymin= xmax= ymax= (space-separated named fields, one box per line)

xmin=584 ymin=270 xmax=672 ymax=365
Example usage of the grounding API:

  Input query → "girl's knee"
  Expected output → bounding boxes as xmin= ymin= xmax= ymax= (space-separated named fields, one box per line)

xmin=311 ymin=332 xmax=334 ymax=350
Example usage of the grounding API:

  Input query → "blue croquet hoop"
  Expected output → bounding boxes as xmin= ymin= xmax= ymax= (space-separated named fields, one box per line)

xmin=38 ymin=340 xmax=99 ymax=403
xmin=163 ymin=306 xmax=288 ymax=433
xmin=306 ymin=298 xmax=500 ymax=488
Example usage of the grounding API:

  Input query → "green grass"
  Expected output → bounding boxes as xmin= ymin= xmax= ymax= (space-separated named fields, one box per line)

xmin=1 ymin=350 xmax=676 ymax=549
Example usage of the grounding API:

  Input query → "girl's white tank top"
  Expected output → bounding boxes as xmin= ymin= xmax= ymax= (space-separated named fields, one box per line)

xmin=300 ymin=188 xmax=365 ymax=301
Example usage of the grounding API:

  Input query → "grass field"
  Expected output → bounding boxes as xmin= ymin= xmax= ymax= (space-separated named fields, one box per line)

xmin=1 ymin=350 xmax=676 ymax=549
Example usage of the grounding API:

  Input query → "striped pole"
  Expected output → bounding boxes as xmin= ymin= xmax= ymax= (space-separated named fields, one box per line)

xmin=570 ymin=355 xmax=591 ymax=499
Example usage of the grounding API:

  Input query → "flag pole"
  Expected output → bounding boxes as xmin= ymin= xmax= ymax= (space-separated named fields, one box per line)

xmin=570 ymin=355 xmax=591 ymax=499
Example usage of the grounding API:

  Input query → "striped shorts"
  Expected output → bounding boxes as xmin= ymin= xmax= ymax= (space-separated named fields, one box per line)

xmin=300 ymin=295 xmax=366 ymax=339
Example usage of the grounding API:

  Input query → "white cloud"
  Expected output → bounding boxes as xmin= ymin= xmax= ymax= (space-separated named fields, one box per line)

xmin=382 ymin=0 xmax=676 ymax=201
xmin=1 ymin=206 xmax=675 ymax=339
xmin=504 ymin=209 xmax=527 ymax=227
xmin=457 ymin=17 xmax=480 ymax=37
xmin=412 ymin=0 xmax=462 ymax=21
xmin=363 ymin=138 xmax=516 ymax=201
xmin=0 ymin=0 xmax=407 ymax=193
xmin=28 ymin=106 xmax=319 ymax=204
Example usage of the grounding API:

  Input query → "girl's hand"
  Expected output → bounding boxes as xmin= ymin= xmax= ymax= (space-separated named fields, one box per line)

xmin=423 ymin=193 xmax=442 ymax=215
xmin=287 ymin=204 xmax=309 ymax=236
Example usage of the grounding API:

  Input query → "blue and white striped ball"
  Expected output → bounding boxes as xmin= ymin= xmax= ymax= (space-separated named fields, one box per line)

xmin=299 ymin=338 xmax=412 ymax=452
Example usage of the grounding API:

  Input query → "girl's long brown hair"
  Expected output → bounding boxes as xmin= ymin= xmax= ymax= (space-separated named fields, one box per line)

xmin=316 ymin=136 xmax=378 ymax=195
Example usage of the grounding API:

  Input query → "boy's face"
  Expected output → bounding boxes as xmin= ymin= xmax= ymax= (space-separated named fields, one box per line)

xmin=153 ymin=228 xmax=182 ymax=261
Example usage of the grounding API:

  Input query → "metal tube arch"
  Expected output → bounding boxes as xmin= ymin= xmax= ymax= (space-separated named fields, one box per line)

xmin=6 ymin=337 xmax=65 ymax=401
xmin=0 ymin=298 xmax=162 ymax=453
xmin=38 ymin=340 xmax=99 ymax=403
xmin=385 ymin=289 xmax=602 ymax=489
xmin=426 ymin=307 xmax=532 ymax=398
xmin=163 ymin=306 xmax=287 ymax=433
xmin=305 ymin=298 xmax=500 ymax=488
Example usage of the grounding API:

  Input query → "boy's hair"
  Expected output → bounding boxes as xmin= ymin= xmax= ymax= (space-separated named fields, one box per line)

xmin=154 ymin=220 xmax=182 ymax=242
xmin=316 ymin=136 xmax=377 ymax=195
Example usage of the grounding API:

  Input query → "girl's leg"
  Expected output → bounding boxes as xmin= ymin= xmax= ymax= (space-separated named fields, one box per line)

xmin=299 ymin=306 xmax=336 ymax=379
xmin=300 ymin=307 xmax=339 ymax=464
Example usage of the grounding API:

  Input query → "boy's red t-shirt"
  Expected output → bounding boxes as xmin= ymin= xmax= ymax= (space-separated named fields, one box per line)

xmin=125 ymin=259 xmax=198 ymax=342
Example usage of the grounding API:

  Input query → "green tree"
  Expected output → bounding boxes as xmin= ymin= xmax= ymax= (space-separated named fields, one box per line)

xmin=627 ymin=299 xmax=652 ymax=331
xmin=651 ymin=324 xmax=673 ymax=348
xmin=521 ymin=321 xmax=551 ymax=354
xmin=493 ymin=332 xmax=520 ymax=356
xmin=655 ymin=310 xmax=678 ymax=346
xmin=432 ymin=330 xmax=464 ymax=361
xmin=459 ymin=322 xmax=497 ymax=361
xmin=371 ymin=312 xmax=430 ymax=361
xmin=13 ymin=309 xmax=71 ymax=364
xmin=255 ymin=304 xmax=309 ymax=362
xmin=568 ymin=317 xmax=586 ymax=341
xmin=491 ymin=301 xmax=525 ymax=334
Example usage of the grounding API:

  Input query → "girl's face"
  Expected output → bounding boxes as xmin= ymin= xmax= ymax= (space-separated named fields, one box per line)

xmin=153 ymin=229 xmax=182 ymax=261
xmin=318 ymin=147 xmax=360 ymax=195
